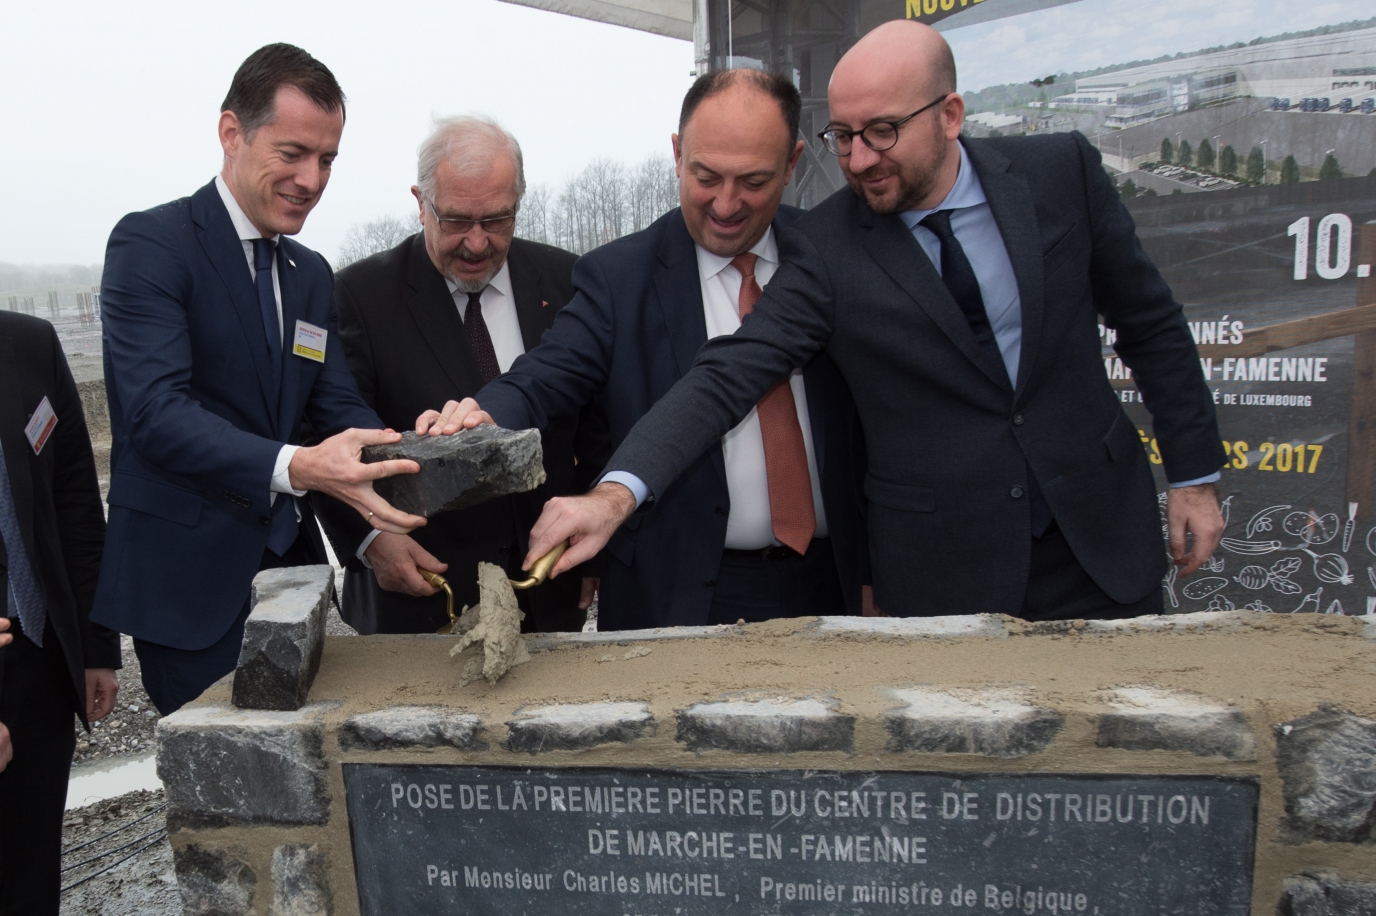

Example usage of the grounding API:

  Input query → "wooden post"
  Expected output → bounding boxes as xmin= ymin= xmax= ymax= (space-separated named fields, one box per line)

xmin=1347 ymin=222 xmax=1376 ymax=522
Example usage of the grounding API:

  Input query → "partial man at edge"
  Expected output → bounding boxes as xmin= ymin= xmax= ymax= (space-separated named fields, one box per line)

xmin=314 ymin=116 xmax=609 ymax=634
xmin=94 ymin=44 xmax=424 ymax=715
xmin=431 ymin=23 xmax=1225 ymax=620
xmin=423 ymin=70 xmax=871 ymax=628
xmin=0 ymin=312 xmax=119 ymax=913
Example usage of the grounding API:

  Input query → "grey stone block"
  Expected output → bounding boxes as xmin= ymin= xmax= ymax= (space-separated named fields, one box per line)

xmin=1085 ymin=610 xmax=1253 ymax=634
xmin=1276 ymin=706 xmax=1376 ymax=843
xmin=505 ymin=701 xmax=655 ymax=753
xmin=677 ymin=697 xmax=854 ymax=753
xmin=1279 ymin=873 xmax=1376 ymax=915
xmin=341 ymin=705 xmax=487 ymax=751
xmin=527 ymin=625 xmax=739 ymax=651
xmin=271 ymin=845 xmax=330 ymax=916
xmin=811 ymin=615 xmax=1007 ymax=639
xmin=884 ymin=687 xmax=1062 ymax=757
xmin=173 ymin=845 xmax=256 ymax=916
xmin=233 ymin=566 xmax=334 ymax=711
xmin=1096 ymin=687 xmax=1257 ymax=760
xmin=363 ymin=427 xmax=545 ymax=518
xmin=157 ymin=704 xmax=329 ymax=829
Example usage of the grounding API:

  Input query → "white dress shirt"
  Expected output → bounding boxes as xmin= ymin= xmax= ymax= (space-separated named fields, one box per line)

xmin=213 ymin=175 xmax=304 ymax=503
xmin=696 ymin=228 xmax=829 ymax=549
xmin=444 ymin=259 xmax=526 ymax=372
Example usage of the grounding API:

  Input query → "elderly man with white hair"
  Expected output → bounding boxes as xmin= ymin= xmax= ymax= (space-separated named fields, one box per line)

xmin=314 ymin=116 xmax=608 ymax=634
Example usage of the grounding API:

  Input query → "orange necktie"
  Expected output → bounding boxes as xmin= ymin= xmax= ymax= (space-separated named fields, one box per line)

xmin=732 ymin=253 xmax=817 ymax=554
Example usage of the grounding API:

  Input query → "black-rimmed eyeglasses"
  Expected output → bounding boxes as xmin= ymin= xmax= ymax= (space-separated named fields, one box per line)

xmin=817 ymin=95 xmax=950 ymax=156
xmin=424 ymin=196 xmax=517 ymax=236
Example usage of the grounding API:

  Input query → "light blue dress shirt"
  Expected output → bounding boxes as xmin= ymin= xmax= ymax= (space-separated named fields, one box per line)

xmin=604 ymin=142 xmax=1216 ymax=503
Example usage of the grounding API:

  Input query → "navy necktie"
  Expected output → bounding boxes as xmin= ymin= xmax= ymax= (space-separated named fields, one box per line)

xmin=464 ymin=290 xmax=501 ymax=384
xmin=921 ymin=210 xmax=1052 ymax=537
xmin=0 ymin=441 xmax=46 ymax=647
xmin=252 ymin=238 xmax=298 ymax=555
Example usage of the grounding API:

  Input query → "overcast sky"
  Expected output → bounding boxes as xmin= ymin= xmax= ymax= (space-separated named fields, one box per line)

xmin=0 ymin=0 xmax=1358 ymax=266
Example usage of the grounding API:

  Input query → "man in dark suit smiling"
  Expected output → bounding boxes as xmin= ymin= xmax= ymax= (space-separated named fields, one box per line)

xmin=436 ymin=23 xmax=1226 ymax=621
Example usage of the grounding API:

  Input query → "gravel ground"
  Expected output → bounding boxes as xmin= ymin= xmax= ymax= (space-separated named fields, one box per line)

xmin=59 ymin=790 xmax=179 ymax=916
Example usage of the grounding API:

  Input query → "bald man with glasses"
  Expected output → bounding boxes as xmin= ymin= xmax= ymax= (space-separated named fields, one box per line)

xmin=313 ymin=116 xmax=608 ymax=635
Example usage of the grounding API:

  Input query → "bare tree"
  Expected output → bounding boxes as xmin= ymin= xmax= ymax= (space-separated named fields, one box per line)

xmin=525 ymin=154 xmax=678 ymax=255
xmin=335 ymin=214 xmax=418 ymax=269
xmin=516 ymin=184 xmax=553 ymax=245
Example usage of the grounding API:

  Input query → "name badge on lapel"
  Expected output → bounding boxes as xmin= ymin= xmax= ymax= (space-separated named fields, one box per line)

xmin=24 ymin=396 xmax=57 ymax=455
xmin=292 ymin=320 xmax=327 ymax=363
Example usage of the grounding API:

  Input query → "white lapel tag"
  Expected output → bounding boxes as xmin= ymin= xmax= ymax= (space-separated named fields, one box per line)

xmin=292 ymin=320 xmax=327 ymax=363
xmin=24 ymin=396 xmax=57 ymax=454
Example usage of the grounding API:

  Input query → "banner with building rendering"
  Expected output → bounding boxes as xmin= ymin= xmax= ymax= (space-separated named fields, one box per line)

xmin=956 ymin=15 xmax=1376 ymax=613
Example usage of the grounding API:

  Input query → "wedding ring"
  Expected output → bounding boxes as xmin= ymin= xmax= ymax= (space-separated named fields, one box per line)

xmin=364 ymin=511 xmax=375 ymax=522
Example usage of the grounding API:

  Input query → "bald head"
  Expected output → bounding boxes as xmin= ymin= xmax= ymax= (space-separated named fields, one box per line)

xmin=823 ymin=20 xmax=965 ymax=214
xmin=832 ymin=21 xmax=955 ymax=107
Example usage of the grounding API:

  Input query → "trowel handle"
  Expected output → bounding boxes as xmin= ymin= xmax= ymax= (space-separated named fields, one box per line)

xmin=419 ymin=568 xmax=459 ymax=633
xmin=509 ymin=540 xmax=569 ymax=590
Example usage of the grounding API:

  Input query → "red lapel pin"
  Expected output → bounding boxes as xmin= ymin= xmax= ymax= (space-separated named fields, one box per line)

xmin=542 ymin=300 xmax=549 ymax=307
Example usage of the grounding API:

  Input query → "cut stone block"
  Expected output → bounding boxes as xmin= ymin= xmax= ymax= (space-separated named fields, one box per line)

xmin=270 ymin=844 xmax=330 ymax=916
xmin=505 ymin=701 xmax=655 ymax=753
xmin=341 ymin=706 xmax=486 ymax=751
xmin=157 ymin=704 xmax=329 ymax=829
xmin=812 ymin=615 xmax=1007 ymax=639
xmin=1086 ymin=610 xmax=1251 ymax=634
xmin=677 ymin=697 xmax=854 ymax=753
xmin=173 ymin=845 xmax=256 ymax=916
xmin=1280 ymin=873 xmax=1376 ymax=915
xmin=1097 ymin=686 xmax=1257 ymax=760
xmin=233 ymin=565 xmax=334 ymax=711
xmin=527 ymin=624 xmax=738 ymax=651
xmin=885 ymin=687 xmax=1062 ymax=757
xmin=363 ymin=427 xmax=545 ymax=518
xmin=1276 ymin=706 xmax=1376 ymax=843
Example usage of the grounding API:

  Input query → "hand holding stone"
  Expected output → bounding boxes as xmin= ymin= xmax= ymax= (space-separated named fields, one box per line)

xmin=288 ymin=428 xmax=426 ymax=535
xmin=365 ymin=532 xmax=446 ymax=598
xmin=416 ymin=398 xmax=495 ymax=437
xmin=524 ymin=482 xmax=637 ymax=580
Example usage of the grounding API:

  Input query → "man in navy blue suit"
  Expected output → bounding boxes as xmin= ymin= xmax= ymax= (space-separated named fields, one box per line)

xmin=94 ymin=44 xmax=425 ymax=714
xmin=420 ymin=71 xmax=871 ymax=629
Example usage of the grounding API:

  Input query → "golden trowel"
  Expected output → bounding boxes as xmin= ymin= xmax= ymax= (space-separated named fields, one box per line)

xmin=420 ymin=540 xmax=570 ymax=634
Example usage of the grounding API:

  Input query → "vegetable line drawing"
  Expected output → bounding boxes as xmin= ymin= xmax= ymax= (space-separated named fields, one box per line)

xmin=1367 ymin=525 xmax=1376 ymax=558
xmin=1368 ymin=567 xmax=1376 ymax=592
xmin=1181 ymin=577 xmax=1229 ymax=600
xmin=1206 ymin=594 xmax=1236 ymax=612
xmin=1162 ymin=565 xmax=1179 ymax=609
xmin=1368 ymin=597 xmax=1376 ymax=615
xmin=1343 ymin=503 xmax=1359 ymax=553
xmin=1243 ymin=599 xmax=1272 ymax=613
xmin=1201 ymin=555 xmax=1226 ymax=574
xmin=1293 ymin=587 xmax=1323 ymax=614
xmin=1220 ymin=495 xmax=1234 ymax=531
xmin=1303 ymin=550 xmax=1354 ymax=586
xmin=1283 ymin=511 xmax=1338 ymax=546
xmin=1235 ymin=557 xmax=1302 ymax=593
xmin=1246 ymin=505 xmax=1291 ymax=538
xmin=1221 ymin=538 xmax=1284 ymax=555
xmin=1324 ymin=599 xmax=1346 ymax=616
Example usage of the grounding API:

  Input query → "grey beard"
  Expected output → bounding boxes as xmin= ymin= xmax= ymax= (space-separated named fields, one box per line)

xmin=449 ymin=274 xmax=491 ymax=294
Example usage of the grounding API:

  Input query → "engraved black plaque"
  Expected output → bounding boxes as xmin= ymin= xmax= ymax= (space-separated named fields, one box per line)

xmin=343 ymin=765 xmax=1257 ymax=915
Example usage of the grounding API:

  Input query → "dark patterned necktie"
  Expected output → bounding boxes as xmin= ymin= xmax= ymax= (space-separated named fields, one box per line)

xmin=252 ymin=238 xmax=298 ymax=555
xmin=464 ymin=290 xmax=501 ymax=384
xmin=0 ymin=440 xmax=46 ymax=646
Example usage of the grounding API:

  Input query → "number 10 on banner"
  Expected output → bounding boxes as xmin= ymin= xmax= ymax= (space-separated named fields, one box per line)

xmin=1289 ymin=214 xmax=1369 ymax=280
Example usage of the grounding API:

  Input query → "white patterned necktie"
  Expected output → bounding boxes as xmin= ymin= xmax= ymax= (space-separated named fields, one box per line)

xmin=0 ymin=440 xmax=46 ymax=647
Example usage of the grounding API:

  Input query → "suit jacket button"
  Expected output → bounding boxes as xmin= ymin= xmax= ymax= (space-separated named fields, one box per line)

xmin=1010 ymin=486 xmax=1025 ymax=498
xmin=260 ymin=517 xmax=271 ymax=525
xmin=703 ymin=579 xmax=716 ymax=588
xmin=1012 ymin=413 xmax=1025 ymax=426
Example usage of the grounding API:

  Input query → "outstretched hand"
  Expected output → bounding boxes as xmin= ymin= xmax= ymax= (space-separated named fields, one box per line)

xmin=1167 ymin=482 xmax=1224 ymax=576
xmin=524 ymin=483 xmax=637 ymax=580
xmin=288 ymin=428 xmax=426 ymax=534
xmin=415 ymin=398 xmax=495 ymax=437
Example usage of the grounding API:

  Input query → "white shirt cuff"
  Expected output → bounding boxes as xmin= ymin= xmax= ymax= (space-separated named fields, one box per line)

xmin=1169 ymin=471 xmax=1222 ymax=488
xmin=599 ymin=471 xmax=650 ymax=508
xmin=357 ymin=530 xmax=382 ymax=567
xmin=271 ymin=445 xmax=307 ymax=496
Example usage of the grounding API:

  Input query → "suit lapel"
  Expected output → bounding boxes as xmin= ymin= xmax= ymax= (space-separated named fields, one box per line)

xmin=0 ymin=331 xmax=39 ymax=560
xmin=404 ymin=234 xmax=487 ymax=396
xmin=965 ymin=140 xmax=1045 ymax=399
xmin=653 ymin=212 xmax=710 ymax=378
xmin=507 ymin=242 xmax=554 ymax=353
xmin=859 ymin=207 xmax=1011 ymax=392
xmin=276 ymin=240 xmax=306 ymax=440
xmin=191 ymin=182 xmax=279 ymax=426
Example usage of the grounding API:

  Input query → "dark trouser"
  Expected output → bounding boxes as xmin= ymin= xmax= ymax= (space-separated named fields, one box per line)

xmin=136 ymin=535 xmax=314 ymax=716
xmin=0 ymin=618 xmax=77 ymax=916
xmin=707 ymin=538 xmax=846 ymax=625
xmin=1019 ymin=523 xmax=1164 ymax=621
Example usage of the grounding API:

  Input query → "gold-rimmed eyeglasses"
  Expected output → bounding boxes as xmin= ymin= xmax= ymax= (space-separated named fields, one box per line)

xmin=424 ymin=196 xmax=517 ymax=236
